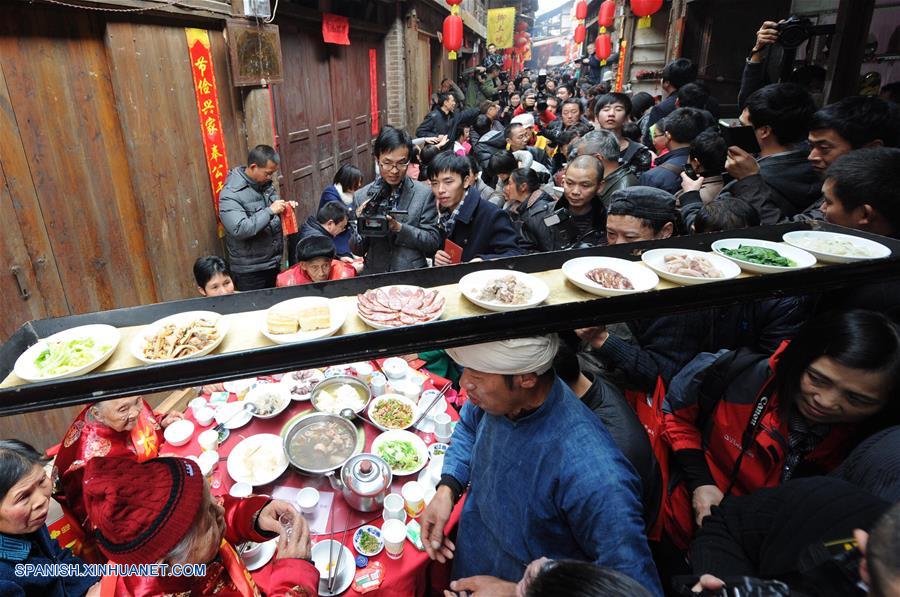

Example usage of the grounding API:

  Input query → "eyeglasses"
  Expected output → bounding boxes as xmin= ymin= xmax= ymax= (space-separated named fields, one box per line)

xmin=379 ymin=160 xmax=410 ymax=172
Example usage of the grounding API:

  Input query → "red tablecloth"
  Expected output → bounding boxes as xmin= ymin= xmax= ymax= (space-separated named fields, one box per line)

xmin=162 ymin=366 xmax=462 ymax=597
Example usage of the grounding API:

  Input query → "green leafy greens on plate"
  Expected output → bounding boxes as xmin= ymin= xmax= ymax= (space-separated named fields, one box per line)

xmin=34 ymin=337 xmax=111 ymax=377
xmin=721 ymin=245 xmax=795 ymax=267
xmin=376 ymin=439 xmax=421 ymax=472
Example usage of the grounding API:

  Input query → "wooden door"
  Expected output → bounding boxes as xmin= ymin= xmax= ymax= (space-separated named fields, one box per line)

xmin=0 ymin=63 xmax=69 ymax=342
xmin=273 ymin=22 xmax=338 ymax=223
xmin=273 ymin=23 xmax=385 ymax=219
xmin=0 ymin=7 xmax=158 ymax=314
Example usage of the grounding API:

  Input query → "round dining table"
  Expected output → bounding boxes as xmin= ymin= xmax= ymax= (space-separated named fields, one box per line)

xmin=161 ymin=362 xmax=464 ymax=596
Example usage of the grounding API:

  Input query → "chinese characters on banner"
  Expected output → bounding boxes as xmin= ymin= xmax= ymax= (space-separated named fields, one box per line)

xmin=185 ymin=28 xmax=228 ymax=237
xmin=323 ymin=13 xmax=350 ymax=45
xmin=487 ymin=8 xmax=516 ymax=49
xmin=369 ymin=48 xmax=379 ymax=135
xmin=615 ymin=39 xmax=627 ymax=92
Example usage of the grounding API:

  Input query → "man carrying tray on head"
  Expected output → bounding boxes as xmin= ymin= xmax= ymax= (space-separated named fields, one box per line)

xmin=419 ymin=335 xmax=662 ymax=597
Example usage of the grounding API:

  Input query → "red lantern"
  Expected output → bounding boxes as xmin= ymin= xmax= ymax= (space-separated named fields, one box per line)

xmin=446 ymin=0 xmax=463 ymax=5
xmin=631 ymin=0 xmax=663 ymax=17
xmin=595 ymin=33 xmax=612 ymax=60
xmin=575 ymin=0 xmax=587 ymax=20
xmin=574 ymin=23 xmax=586 ymax=44
xmin=515 ymin=33 xmax=528 ymax=47
xmin=516 ymin=22 xmax=528 ymax=32
xmin=598 ymin=0 xmax=616 ymax=28
xmin=443 ymin=15 xmax=463 ymax=59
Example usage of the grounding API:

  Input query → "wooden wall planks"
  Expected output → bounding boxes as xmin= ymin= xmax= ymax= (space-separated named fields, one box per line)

xmin=0 ymin=6 xmax=158 ymax=314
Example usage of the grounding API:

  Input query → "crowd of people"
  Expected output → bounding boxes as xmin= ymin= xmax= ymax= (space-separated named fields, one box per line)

xmin=3 ymin=17 xmax=900 ymax=597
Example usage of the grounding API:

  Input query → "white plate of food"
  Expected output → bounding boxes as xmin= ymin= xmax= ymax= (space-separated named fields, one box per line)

xmin=353 ymin=525 xmax=384 ymax=557
xmin=310 ymin=376 xmax=371 ymax=415
xmin=14 ymin=324 xmax=121 ymax=382
xmin=261 ymin=297 xmax=344 ymax=345
xmin=245 ymin=383 xmax=292 ymax=419
xmin=641 ymin=249 xmax=742 ymax=286
xmin=562 ymin=257 xmax=659 ymax=297
xmin=782 ymin=230 xmax=891 ymax=264
xmin=371 ymin=430 xmax=429 ymax=476
xmin=226 ymin=433 xmax=289 ymax=486
xmin=131 ymin=311 xmax=227 ymax=364
xmin=280 ymin=369 xmax=326 ymax=401
xmin=214 ymin=401 xmax=254 ymax=429
xmin=711 ymin=238 xmax=817 ymax=274
xmin=458 ymin=270 xmax=550 ymax=312
xmin=368 ymin=394 xmax=419 ymax=430
xmin=356 ymin=285 xmax=445 ymax=329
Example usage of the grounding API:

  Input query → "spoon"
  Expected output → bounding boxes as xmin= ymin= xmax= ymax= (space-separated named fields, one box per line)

xmin=214 ymin=402 xmax=256 ymax=433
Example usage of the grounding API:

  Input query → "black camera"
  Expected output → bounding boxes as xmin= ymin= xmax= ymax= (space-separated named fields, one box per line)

xmin=775 ymin=15 xmax=833 ymax=50
xmin=672 ymin=576 xmax=790 ymax=597
xmin=536 ymin=94 xmax=549 ymax=113
xmin=543 ymin=207 xmax=592 ymax=249
xmin=358 ymin=180 xmax=407 ymax=238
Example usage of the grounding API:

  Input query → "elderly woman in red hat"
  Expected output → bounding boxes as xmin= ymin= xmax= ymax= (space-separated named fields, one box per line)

xmin=54 ymin=396 xmax=182 ymax=532
xmin=82 ymin=456 xmax=318 ymax=596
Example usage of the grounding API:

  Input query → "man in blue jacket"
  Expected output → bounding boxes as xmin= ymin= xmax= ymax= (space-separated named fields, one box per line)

xmin=429 ymin=152 xmax=522 ymax=266
xmin=419 ymin=335 xmax=662 ymax=596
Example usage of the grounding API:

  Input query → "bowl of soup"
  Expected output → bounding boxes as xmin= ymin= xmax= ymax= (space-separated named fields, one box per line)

xmin=282 ymin=412 xmax=361 ymax=475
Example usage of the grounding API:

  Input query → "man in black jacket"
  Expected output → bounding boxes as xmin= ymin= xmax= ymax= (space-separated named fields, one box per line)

xmin=638 ymin=108 xmax=707 ymax=195
xmin=218 ymin=145 xmax=297 ymax=290
xmin=719 ymin=83 xmax=820 ymax=222
xmin=416 ymin=92 xmax=480 ymax=140
xmin=521 ymin=155 xmax=606 ymax=252
xmin=643 ymin=58 xmax=697 ymax=145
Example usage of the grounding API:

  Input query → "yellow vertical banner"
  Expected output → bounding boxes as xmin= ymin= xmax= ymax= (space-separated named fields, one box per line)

xmin=487 ymin=8 xmax=516 ymax=49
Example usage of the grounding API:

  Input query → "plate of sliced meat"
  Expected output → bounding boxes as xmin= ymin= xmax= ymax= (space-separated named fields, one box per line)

xmin=356 ymin=285 xmax=446 ymax=329
xmin=562 ymin=257 xmax=659 ymax=297
xmin=641 ymin=249 xmax=741 ymax=286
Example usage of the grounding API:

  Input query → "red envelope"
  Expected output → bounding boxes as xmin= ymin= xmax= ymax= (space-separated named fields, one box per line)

xmin=444 ymin=239 xmax=463 ymax=264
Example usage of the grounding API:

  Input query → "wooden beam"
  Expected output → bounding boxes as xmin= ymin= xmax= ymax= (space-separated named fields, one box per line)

xmin=824 ymin=0 xmax=875 ymax=103
xmin=14 ymin=0 xmax=233 ymax=22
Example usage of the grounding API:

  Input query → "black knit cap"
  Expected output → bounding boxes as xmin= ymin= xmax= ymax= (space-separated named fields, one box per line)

xmin=607 ymin=186 xmax=679 ymax=225
xmin=295 ymin=235 xmax=336 ymax=262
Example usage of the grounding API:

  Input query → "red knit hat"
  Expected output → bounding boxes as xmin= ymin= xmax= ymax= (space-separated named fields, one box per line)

xmin=82 ymin=456 xmax=205 ymax=564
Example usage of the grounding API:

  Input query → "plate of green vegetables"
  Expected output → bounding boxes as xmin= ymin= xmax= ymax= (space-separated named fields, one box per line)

xmin=14 ymin=324 xmax=121 ymax=382
xmin=711 ymin=238 xmax=817 ymax=274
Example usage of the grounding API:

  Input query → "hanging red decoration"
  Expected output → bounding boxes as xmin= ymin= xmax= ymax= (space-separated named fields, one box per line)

xmin=631 ymin=0 xmax=662 ymax=15
xmin=598 ymin=0 xmax=616 ymax=28
xmin=445 ymin=0 xmax=463 ymax=5
xmin=575 ymin=0 xmax=587 ymax=20
xmin=574 ymin=23 xmax=586 ymax=44
xmin=515 ymin=33 xmax=528 ymax=47
xmin=443 ymin=15 xmax=463 ymax=60
xmin=516 ymin=22 xmax=528 ymax=32
xmin=596 ymin=33 xmax=612 ymax=60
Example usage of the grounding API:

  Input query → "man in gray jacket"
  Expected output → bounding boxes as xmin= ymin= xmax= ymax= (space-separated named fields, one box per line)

xmin=351 ymin=127 xmax=442 ymax=274
xmin=218 ymin=145 xmax=297 ymax=290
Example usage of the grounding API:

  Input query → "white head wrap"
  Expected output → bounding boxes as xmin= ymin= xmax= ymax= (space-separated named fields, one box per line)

xmin=446 ymin=335 xmax=559 ymax=376
xmin=511 ymin=113 xmax=535 ymax=129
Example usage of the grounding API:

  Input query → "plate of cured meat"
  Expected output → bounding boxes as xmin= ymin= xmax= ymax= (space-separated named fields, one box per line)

xmin=562 ymin=257 xmax=659 ymax=297
xmin=356 ymin=285 xmax=445 ymax=329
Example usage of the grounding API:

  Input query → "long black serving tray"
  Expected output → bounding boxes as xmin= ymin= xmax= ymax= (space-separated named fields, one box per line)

xmin=2 ymin=222 xmax=898 ymax=416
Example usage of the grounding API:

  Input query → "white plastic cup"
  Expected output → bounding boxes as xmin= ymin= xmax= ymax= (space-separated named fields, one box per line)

xmin=297 ymin=487 xmax=320 ymax=516
xmin=383 ymin=357 xmax=409 ymax=380
xmin=428 ymin=455 xmax=444 ymax=485
xmin=402 ymin=481 xmax=425 ymax=518
xmin=382 ymin=493 xmax=405 ymax=522
xmin=198 ymin=429 xmax=219 ymax=452
xmin=370 ymin=373 xmax=387 ymax=397
xmin=433 ymin=413 xmax=453 ymax=442
xmin=189 ymin=397 xmax=207 ymax=412
xmin=382 ymin=519 xmax=407 ymax=559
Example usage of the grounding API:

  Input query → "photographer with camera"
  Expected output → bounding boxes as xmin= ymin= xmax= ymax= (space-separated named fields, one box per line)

xmin=464 ymin=64 xmax=501 ymax=109
xmin=544 ymin=99 xmax=593 ymax=146
xmin=520 ymin=155 xmax=607 ymax=252
xmin=350 ymin=127 xmax=441 ymax=274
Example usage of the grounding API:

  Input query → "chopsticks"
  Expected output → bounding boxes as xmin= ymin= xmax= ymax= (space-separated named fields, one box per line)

xmin=326 ymin=501 xmax=337 ymax=591
xmin=410 ymin=382 xmax=452 ymax=428
xmin=329 ymin=508 xmax=352 ymax=593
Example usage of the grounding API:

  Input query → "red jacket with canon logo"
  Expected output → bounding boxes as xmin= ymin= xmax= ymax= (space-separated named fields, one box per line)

xmin=660 ymin=341 xmax=854 ymax=549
